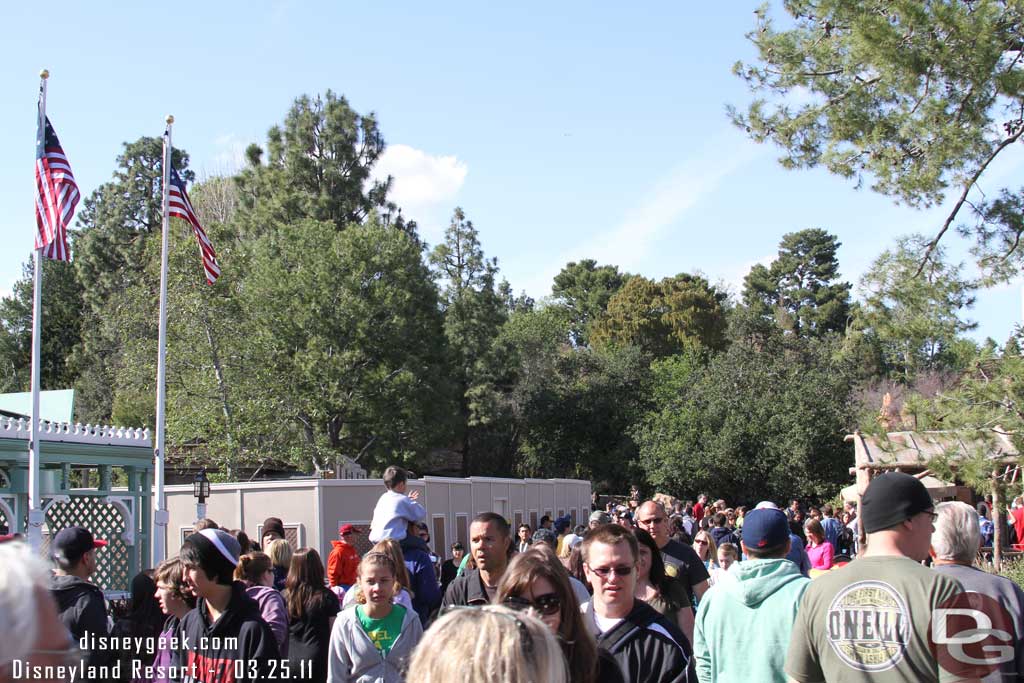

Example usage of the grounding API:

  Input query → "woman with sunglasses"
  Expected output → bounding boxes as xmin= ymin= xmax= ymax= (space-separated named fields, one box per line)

xmin=692 ymin=529 xmax=719 ymax=576
xmin=495 ymin=547 xmax=624 ymax=683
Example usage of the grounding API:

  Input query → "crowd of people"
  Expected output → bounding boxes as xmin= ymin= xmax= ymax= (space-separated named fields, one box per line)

xmin=2 ymin=466 xmax=1024 ymax=682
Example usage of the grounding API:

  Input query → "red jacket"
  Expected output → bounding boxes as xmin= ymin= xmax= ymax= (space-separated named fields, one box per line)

xmin=327 ymin=540 xmax=359 ymax=587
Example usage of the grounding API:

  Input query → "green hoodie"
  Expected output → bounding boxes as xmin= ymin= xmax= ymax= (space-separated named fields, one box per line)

xmin=693 ymin=558 xmax=810 ymax=683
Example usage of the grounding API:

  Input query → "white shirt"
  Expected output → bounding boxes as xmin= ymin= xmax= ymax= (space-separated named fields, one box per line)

xmin=368 ymin=490 xmax=426 ymax=543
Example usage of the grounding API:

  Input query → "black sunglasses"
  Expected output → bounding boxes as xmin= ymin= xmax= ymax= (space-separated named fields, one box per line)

xmin=504 ymin=593 xmax=561 ymax=616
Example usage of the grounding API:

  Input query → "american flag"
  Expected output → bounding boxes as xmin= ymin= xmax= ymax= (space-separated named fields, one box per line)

xmin=35 ymin=116 xmax=80 ymax=261
xmin=168 ymin=165 xmax=221 ymax=284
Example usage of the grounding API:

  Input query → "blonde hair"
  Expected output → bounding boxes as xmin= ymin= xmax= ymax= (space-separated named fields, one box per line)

xmin=265 ymin=539 xmax=293 ymax=570
xmin=407 ymin=605 xmax=568 ymax=683
xmin=369 ymin=539 xmax=411 ymax=592
xmin=693 ymin=529 xmax=718 ymax=564
xmin=348 ymin=541 xmax=412 ymax=605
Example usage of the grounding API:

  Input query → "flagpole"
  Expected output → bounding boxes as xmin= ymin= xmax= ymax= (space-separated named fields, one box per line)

xmin=152 ymin=115 xmax=173 ymax=565
xmin=26 ymin=69 xmax=50 ymax=552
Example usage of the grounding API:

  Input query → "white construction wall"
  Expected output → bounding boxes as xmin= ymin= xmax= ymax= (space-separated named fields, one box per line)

xmin=163 ymin=475 xmax=591 ymax=565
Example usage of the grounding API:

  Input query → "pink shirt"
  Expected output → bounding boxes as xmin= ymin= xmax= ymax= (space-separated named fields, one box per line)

xmin=806 ymin=541 xmax=834 ymax=570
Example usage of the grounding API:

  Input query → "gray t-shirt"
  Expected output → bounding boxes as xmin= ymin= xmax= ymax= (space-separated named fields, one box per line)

xmin=786 ymin=556 xmax=962 ymax=683
xmin=933 ymin=563 xmax=1024 ymax=683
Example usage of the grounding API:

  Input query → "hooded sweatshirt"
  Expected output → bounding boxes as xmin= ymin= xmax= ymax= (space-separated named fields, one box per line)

xmin=398 ymin=535 xmax=442 ymax=627
xmin=243 ymin=583 xmax=289 ymax=656
xmin=327 ymin=540 xmax=360 ymax=587
xmin=51 ymin=574 xmax=110 ymax=669
xmin=693 ymin=558 xmax=809 ymax=683
xmin=179 ymin=581 xmax=281 ymax=682
xmin=327 ymin=604 xmax=423 ymax=683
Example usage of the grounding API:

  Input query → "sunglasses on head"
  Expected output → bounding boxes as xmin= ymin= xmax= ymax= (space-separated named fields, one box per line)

xmin=504 ymin=593 xmax=561 ymax=616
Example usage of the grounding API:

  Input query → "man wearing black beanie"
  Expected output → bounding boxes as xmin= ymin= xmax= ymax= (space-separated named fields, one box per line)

xmin=785 ymin=473 xmax=963 ymax=682
xmin=180 ymin=529 xmax=280 ymax=681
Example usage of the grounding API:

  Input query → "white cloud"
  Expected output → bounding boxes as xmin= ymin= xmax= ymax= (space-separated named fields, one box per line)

xmin=521 ymin=132 xmax=763 ymax=297
xmin=372 ymin=144 xmax=467 ymax=209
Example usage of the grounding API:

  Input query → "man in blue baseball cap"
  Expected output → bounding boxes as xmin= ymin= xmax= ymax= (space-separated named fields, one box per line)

xmin=694 ymin=507 xmax=810 ymax=683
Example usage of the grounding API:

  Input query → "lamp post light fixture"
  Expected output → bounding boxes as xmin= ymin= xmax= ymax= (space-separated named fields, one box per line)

xmin=193 ymin=467 xmax=210 ymax=522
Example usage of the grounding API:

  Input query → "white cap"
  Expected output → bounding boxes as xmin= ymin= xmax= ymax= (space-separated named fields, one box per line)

xmin=755 ymin=501 xmax=780 ymax=510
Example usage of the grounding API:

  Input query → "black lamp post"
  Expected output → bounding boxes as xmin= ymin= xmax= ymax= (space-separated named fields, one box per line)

xmin=193 ymin=467 xmax=210 ymax=522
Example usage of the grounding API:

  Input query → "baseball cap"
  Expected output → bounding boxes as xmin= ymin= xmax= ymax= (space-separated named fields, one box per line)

xmin=339 ymin=523 xmax=355 ymax=536
xmin=754 ymin=501 xmax=780 ymax=510
xmin=589 ymin=511 xmax=611 ymax=524
xmin=861 ymin=472 xmax=934 ymax=533
xmin=741 ymin=509 xmax=789 ymax=549
xmin=52 ymin=526 xmax=107 ymax=564
xmin=553 ymin=515 xmax=571 ymax=533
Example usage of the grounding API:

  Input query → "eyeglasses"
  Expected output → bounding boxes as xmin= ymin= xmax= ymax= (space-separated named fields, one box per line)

xmin=504 ymin=593 xmax=561 ymax=616
xmin=587 ymin=564 xmax=633 ymax=578
xmin=694 ymin=539 xmax=709 ymax=545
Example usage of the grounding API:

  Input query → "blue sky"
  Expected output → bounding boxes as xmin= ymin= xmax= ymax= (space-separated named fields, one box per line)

xmin=2 ymin=2 xmax=1022 ymax=343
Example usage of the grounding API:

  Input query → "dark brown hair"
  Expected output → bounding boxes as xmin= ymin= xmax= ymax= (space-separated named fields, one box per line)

xmin=383 ymin=466 xmax=407 ymax=490
xmin=284 ymin=548 xmax=333 ymax=621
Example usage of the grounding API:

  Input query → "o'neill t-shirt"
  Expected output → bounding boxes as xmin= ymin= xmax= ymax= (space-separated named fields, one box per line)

xmin=785 ymin=556 xmax=962 ymax=683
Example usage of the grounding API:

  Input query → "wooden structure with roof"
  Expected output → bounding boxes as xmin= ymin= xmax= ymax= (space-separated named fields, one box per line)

xmin=845 ymin=429 xmax=1021 ymax=568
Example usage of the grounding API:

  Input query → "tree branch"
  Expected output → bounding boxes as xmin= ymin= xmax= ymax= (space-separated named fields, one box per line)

xmin=917 ymin=125 xmax=1024 ymax=274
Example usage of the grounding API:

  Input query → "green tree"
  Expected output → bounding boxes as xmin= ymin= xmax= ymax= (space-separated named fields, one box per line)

xmin=240 ymin=216 xmax=451 ymax=474
xmin=70 ymin=138 xmax=193 ymax=422
xmin=590 ymin=273 xmax=728 ymax=357
xmin=635 ymin=335 xmax=855 ymax=503
xmin=429 ymin=207 xmax=507 ymax=475
xmin=730 ymin=1 xmax=1024 ymax=273
xmin=551 ymin=259 xmax=629 ymax=346
xmin=0 ymin=259 xmax=83 ymax=394
xmin=234 ymin=91 xmax=393 ymax=235
xmin=742 ymin=228 xmax=851 ymax=336
xmin=858 ymin=234 xmax=978 ymax=380
xmin=514 ymin=342 xmax=649 ymax=488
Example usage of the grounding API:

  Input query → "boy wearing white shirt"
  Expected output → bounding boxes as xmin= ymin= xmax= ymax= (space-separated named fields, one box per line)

xmin=369 ymin=466 xmax=426 ymax=543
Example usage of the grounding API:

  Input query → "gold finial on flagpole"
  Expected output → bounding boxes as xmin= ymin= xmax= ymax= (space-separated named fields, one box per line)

xmin=40 ymin=69 xmax=49 ymax=80
xmin=166 ymin=115 xmax=174 ymax=125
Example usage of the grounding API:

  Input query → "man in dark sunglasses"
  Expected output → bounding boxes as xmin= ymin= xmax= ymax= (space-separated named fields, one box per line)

xmin=581 ymin=524 xmax=690 ymax=683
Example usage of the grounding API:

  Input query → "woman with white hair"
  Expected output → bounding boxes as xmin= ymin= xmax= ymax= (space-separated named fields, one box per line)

xmin=931 ymin=501 xmax=1024 ymax=680
xmin=0 ymin=541 xmax=79 ymax=682
xmin=406 ymin=605 xmax=568 ymax=683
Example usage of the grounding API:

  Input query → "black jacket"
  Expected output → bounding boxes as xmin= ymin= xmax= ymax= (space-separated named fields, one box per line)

xmin=440 ymin=568 xmax=489 ymax=607
xmin=179 ymin=581 xmax=281 ymax=682
xmin=51 ymin=574 xmax=109 ymax=668
xmin=591 ymin=600 xmax=691 ymax=683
